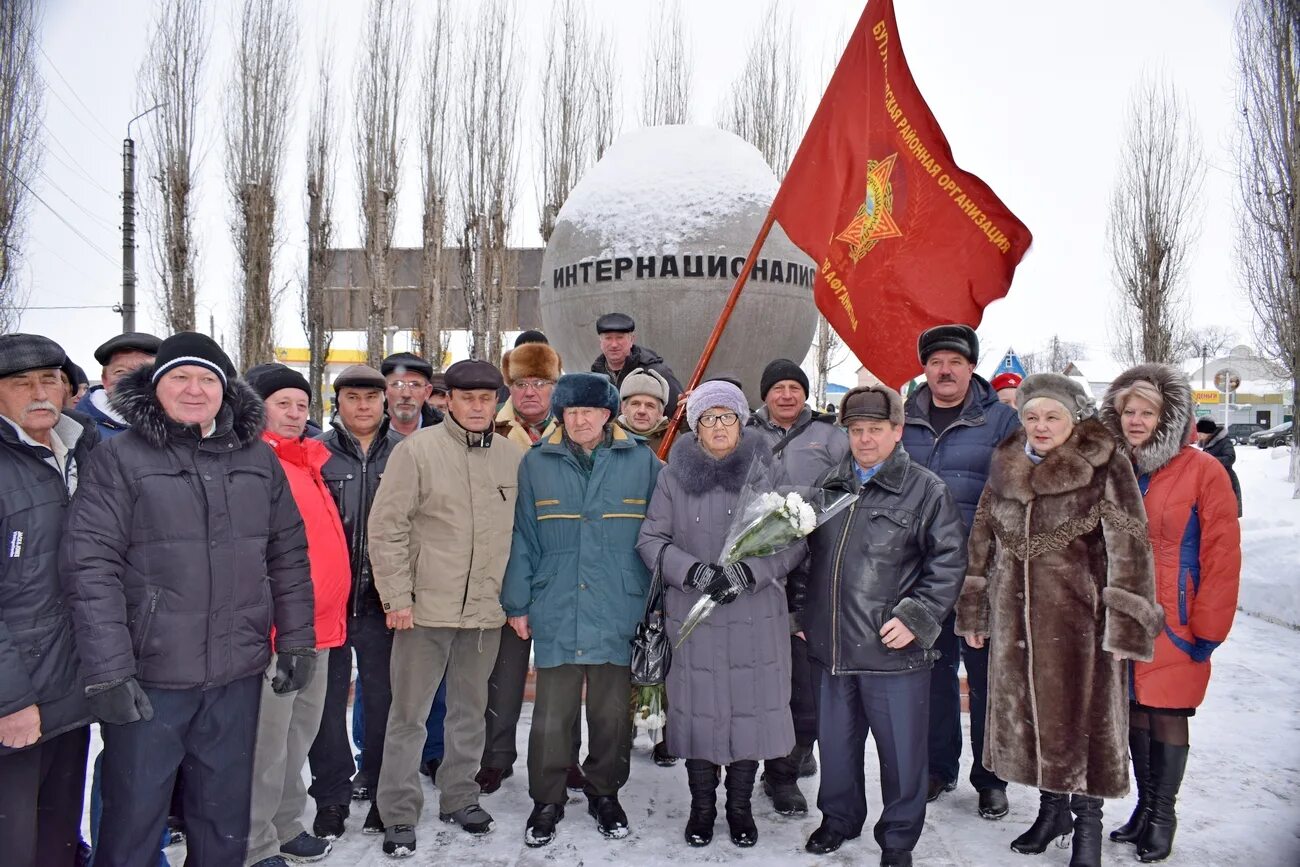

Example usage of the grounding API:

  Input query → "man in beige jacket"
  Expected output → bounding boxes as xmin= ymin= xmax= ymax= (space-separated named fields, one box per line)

xmin=367 ymin=359 xmax=524 ymax=858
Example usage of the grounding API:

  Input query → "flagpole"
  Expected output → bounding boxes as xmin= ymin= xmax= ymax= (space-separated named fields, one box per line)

xmin=656 ymin=209 xmax=779 ymax=459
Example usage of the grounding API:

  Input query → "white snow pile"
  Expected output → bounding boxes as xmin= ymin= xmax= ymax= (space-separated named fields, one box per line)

xmin=553 ymin=125 xmax=777 ymax=257
xmin=1235 ymin=445 xmax=1300 ymax=629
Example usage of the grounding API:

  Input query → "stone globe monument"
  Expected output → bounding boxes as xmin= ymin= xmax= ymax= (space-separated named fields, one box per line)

xmin=540 ymin=125 xmax=818 ymax=406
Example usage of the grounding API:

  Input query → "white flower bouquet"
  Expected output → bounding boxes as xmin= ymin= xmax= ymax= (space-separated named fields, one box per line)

xmin=633 ymin=683 xmax=667 ymax=744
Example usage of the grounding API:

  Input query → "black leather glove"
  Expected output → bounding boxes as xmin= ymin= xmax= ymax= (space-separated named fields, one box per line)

xmin=271 ymin=649 xmax=317 ymax=695
xmin=703 ymin=562 xmax=755 ymax=605
xmin=86 ymin=677 xmax=154 ymax=725
xmin=685 ymin=562 xmax=720 ymax=593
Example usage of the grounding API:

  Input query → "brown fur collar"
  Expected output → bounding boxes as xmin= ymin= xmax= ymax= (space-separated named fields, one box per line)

xmin=988 ymin=417 xmax=1115 ymax=503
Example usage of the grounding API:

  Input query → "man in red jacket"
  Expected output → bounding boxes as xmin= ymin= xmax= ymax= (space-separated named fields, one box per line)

xmin=245 ymin=364 xmax=351 ymax=867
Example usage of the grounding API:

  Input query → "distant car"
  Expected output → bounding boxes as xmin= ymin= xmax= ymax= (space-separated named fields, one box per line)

xmin=1250 ymin=421 xmax=1293 ymax=448
xmin=1227 ymin=422 xmax=1266 ymax=445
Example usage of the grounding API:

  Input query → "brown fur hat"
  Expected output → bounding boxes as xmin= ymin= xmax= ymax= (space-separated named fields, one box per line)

xmin=503 ymin=341 xmax=561 ymax=385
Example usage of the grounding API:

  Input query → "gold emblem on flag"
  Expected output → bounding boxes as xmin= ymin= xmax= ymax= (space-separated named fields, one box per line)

xmin=835 ymin=153 xmax=903 ymax=262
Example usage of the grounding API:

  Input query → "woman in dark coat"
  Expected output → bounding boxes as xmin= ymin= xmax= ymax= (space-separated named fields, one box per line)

xmin=956 ymin=374 xmax=1162 ymax=867
xmin=637 ymin=380 xmax=804 ymax=849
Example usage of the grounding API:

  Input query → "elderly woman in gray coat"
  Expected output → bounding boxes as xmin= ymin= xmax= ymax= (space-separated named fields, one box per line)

xmin=637 ymin=380 xmax=805 ymax=850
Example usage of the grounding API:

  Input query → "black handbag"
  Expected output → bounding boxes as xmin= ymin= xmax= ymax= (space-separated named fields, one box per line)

xmin=630 ymin=547 xmax=671 ymax=687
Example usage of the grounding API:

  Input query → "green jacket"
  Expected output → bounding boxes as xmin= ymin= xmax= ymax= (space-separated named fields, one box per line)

xmin=500 ymin=424 xmax=662 ymax=668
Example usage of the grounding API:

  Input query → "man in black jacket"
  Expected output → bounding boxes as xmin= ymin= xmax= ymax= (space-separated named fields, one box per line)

xmin=61 ymin=332 xmax=315 ymax=867
xmin=1196 ymin=418 xmax=1243 ymax=515
xmin=802 ymin=385 xmax=966 ymax=866
xmin=590 ymin=313 xmax=683 ymax=417
xmin=0 ymin=335 xmax=98 ymax=867
xmin=308 ymin=364 xmax=405 ymax=840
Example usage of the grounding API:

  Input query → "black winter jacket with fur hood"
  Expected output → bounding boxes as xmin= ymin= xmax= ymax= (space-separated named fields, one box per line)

xmin=60 ymin=365 xmax=314 ymax=690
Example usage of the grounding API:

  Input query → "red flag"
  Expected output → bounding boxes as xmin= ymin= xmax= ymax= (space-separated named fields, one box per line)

xmin=771 ymin=0 xmax=1032 ymax=388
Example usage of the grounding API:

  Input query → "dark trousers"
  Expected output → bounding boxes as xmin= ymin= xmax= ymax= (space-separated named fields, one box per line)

xmin=764 ymin=634 xmax=819 ymax=784
xmin=928 ymin=611 xmax=1004 ymax=791
xmin=309 ymin=610 xmax=392 ymax=807
xmin=481 ymin=626 xmax=579 ymax=771
xmin=0 ymin=726 xmax=90 ymax=867
xmin=528 ymin=663 xmax=631 ymax=805
xmin=97 ymin=675 xmax=261 ymax=867
xmin=816 ymin=665 xmax=929 ymax=852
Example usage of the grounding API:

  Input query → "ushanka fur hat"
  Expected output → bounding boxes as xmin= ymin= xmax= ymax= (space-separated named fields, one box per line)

xmin=1016 ymin=373 xmax=1095 ymax=422
xmin=503 ymin=342 xmax=561 ymax=385
xmin=552 ymin=373 xmax=620 ymax=416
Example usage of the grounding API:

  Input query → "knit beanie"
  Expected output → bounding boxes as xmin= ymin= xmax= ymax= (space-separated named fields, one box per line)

xmin=687 ymin=380 xmax=751 ymax=431
xmin=246 ymin=362 xmax=311 ymax=402
xmin=1195 ymin=417 xmax=1219 ymax=435
xmin=151 ymin=332 xmax=235 ymax=390
xmin=759 ymin=358 xmax=809 ymax=400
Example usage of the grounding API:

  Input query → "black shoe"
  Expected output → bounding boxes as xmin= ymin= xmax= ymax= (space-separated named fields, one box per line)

xmin=419 ymin=757 xmax=441 ymax=779
xmin=350 ymin=777 xmax=371 ymax=801
xmin=762 ymin=775 xmax=808 ymax=816
xmin=440 ymin=804 xmax=495 ymax=836
xmin=278 ymin=831 xmax=332 ymax=862
xmin=798 ymin=751 xmax=818 ymax=778
xmin=76 ymin=840 xmax=92 ymax=867
xmin=978 ymin=787 xmax=1009 ymax=819
xmin=1010 ymin=790 xmax=1073 ymax=854
xmin=381 ymin=824 xmax=415 ymax=858
xmin=250 ymin=858 xmax=290 ymax=867
xmin=652 ymin=740 xmax=678 ymax=767
xmin=524 ymin=802 xmax=564 ymax=848
xmin=1136 ymin=741 xmax=1189 ymax=863
xmin=880 ymin=849 xmax=913 ymax=867
xmin=311 ymin=804 xmax=348 ymax=841
xmin=475 ymin=765 xmax=512 ymax=794
xmin=1068 ymin=794 xmax=1102 ymax=867
xmin=1111 ymin=726 xmax=1152 ymax=844
xmin=685 ymin=759 xmax=719 ymax=847
xmin=363 ymin=802 xmax=385 ymax=835
xmin=587 ymin=794 xmax=630 ymax=839
xmin=805 ymin=823 xmax=847 ymax=854
xmin=565 ymin=764 xmax=588 ymax=792
xmin=926 ymin=775 xmax=957 ymax=802
xmin=723 ymin=760 xmax=758 ymax=847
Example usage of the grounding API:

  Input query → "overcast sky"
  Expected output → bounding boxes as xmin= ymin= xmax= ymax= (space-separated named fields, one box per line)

xmin=18 ymin=0 xmax=1249 ymax=382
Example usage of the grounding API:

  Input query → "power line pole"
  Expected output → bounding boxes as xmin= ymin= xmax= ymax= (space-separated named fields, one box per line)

xmin=122 ymin=104 xmax=164 ymax=332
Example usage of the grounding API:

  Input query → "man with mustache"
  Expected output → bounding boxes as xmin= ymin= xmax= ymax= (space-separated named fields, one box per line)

xmin=900 ymin=324 xmax=1020 ymax=821
xmin=381 ymin=353 xmax=442 ymax=437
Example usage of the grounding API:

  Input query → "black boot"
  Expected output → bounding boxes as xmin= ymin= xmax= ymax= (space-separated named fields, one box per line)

xmin=684 ymin=760 xmax=719 ymax=847
xmin=1111 ymin=726 xmax=1152 ymax=844
xmin=1137 ymin=741 xmax=1189 ymax=863
xmin=724 ymin=760 xmax=758 ymax=847
xmin=1009 ymin=790 xmax=1072 ymax=854
xmin=762 ymin=743 xmax=810 ymax=816
xmin=1067 ymin=794 xmax=1102 ymax=867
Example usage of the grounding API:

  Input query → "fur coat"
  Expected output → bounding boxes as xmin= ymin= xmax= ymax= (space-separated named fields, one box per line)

xmin=956 ymin=417 xmax=1163 ymax=798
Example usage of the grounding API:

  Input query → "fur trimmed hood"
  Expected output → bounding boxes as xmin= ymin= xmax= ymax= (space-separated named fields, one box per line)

xmin=988 ymin=417 xmax=1116 ymax=503
xmin=111 ymin=363 xmax=265 ymax=449
xmin=668 ymin=430 xmax=768 ymax=496
xmin=1098 ymin=363 xmax=1192 ymax=476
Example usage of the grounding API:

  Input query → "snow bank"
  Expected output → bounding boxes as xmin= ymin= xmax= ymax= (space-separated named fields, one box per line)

xmin=1236 ymin=445 xmax=1300 ymax=629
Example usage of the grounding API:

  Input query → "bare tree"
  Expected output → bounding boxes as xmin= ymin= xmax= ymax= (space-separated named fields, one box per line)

xmin=538 ymin=0 xmax=592 ymax=243
xmin=1187 ymin=324 xmax=1238 ymax=362
xmin=414 ymin=2 xmax=453 ymax=367
xmin=1021 ymin=335 xmax=1087 ymax=375
xmin=640 ymin=0 xmax=692 ymax=126
xmin=225 ymin=0 xmax=296 ymax=369
xmin=810 ymin=316 xmax=850 ymax=410
xmin=0 ymin=0 xmax=42 ymax=333
xmin=1106 ymin=74 xmax=1204 ymax=366
xmin=140 ymin=0 xmax=208 ymax=334
xmin=718 ymin=0 xmax=802 ymax=179
xmin=457 ymin=0 xmax=521 ymax=363
xmin=589 ymin=25 xmax=621 ymax=162
xmin=354 ymin=0 xmax=411 ymax=368
xmin=1237 ymin=0 xmax=1300 ymax=468
xmin=301 ymin=50 xmax=336 ymax=424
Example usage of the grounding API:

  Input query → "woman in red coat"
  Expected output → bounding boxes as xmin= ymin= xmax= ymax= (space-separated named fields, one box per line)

xmin=1099 ymin=363 xmax=1241 ymax=864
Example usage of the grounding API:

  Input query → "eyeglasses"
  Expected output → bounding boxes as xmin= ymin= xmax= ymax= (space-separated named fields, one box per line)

xmin=511 ymin=379 xmax=554 ymax=392
xmin=388 ymin=381 xmax=428 ymax=392
xmin=697 ymin=412 xmax=739 ymax=428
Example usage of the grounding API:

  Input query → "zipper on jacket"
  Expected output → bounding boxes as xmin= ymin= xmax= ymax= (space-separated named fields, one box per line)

xmin=459 ymin=449 xmax=474 ymax=619
xmin=829 ymin=500 xmax=859 ymax=674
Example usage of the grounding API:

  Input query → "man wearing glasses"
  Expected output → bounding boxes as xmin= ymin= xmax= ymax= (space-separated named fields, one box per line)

xmin=381 ymin=353 xmax=442 ymax=437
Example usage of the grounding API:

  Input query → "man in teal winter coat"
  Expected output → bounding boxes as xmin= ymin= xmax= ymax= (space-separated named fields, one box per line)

xmin=500 ymin=373 xmax=661 ymax=849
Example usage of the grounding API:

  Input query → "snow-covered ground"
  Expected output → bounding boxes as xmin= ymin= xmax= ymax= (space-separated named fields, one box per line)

xmin=89 ymin=446 xmax=1300 ymax=866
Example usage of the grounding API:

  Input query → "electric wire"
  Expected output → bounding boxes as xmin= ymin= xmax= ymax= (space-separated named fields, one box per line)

xmin=2 ymin=165 xmax=119 ymax=267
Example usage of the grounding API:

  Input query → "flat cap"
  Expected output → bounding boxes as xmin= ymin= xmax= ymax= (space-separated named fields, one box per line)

xmin=380 ymin=351 xmax=434 ymax=380
xmin=94 ymin=331 xmax=162 ymax=366
xmin=333 ymin=364 xmax=387 ymax=392
xmin=444 ymin=359 xmax=503 ymax=392
xmin=0 ymin=333 xmax=66 ymax=379
xmin=62 ymin=357 xmax=88 ymax=387
xmin=839 ymin=384 xmax=904 ymax=426
xmin=596 ymin=312 xmax=635 ymax=334
xmin=429 ymin=372 xmax=448 ymax=393
xmin=917 ymin=324 xmax=979 ymax=364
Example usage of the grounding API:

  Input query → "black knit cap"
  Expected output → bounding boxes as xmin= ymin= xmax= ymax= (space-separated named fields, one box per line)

xmin=380 ymin=351 xmax=433 ymax=380
xmin=444 ymin=359 xmax=503 ymax=391
xmin=0 ymin=333 xmax=66 ymax=379
xmin=515 ymin=330 xmax=548 ymax=347
xmin=245 ymin=362 xmax=311 ymax=402
xmin=151 ymin=332 xmax=235 ymax=390
xmin=759 ymin=358 xmax=809 ymax=400
xmin=93 ymin=331 xmax=162 ymax=366
xmin=1195 ymin=417 xmax=1219 ymax=435
xmin=918 ymin=324 xmax=979 ymax=364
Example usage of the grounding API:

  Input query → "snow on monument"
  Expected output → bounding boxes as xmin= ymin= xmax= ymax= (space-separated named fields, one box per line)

xmin=541 ymin=125 xmax=818 ymax=404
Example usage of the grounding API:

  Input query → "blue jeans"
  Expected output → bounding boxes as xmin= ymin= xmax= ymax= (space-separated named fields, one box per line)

xmin=88 ymin=750 xmax=170 ymax=867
